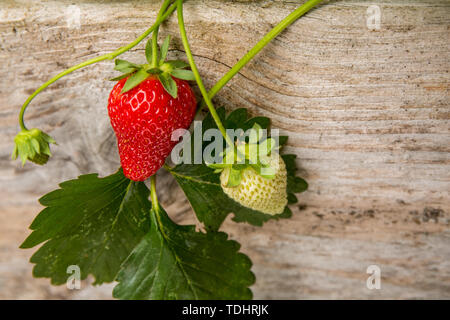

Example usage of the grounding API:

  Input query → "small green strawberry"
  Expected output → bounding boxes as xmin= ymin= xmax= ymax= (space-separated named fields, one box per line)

xmin=207 ymin=124 xmax=288 ymax=215
xmin=12 ymin=128 xmax=56 ymax=165
xmin=219 ymin=152 xmax=288 ymax=215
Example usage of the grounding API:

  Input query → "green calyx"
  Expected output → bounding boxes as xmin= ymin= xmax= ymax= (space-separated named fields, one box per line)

xmin=207 ymin=124 xmax=279 ymax=187
xmin=111 ymin=35 xmax=195 ymax=98
xmin=12 ymin=128 xmax=56 ymax=166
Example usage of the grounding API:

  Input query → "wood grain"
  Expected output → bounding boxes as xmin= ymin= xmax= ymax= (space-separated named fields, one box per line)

xmin=0 ymin=0 xmax=449 ymax=299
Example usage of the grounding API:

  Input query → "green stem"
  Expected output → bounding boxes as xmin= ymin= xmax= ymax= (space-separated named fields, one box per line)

xmin=198 ymin=0 xmax=323 ymax=112
xmin=150 ymin=175 xmax=168 ymax=240
xmin=176 ymin=0 xmax=234 ymax=147
xmin=18 ymin=1 xmax=177 ymax=131
xmin=151 ymin=0 xmax=171 ymax=67
xmin=150 ymin=175 xmax=159 ymax=211
xmin=151 ymin=29 xmax=159 ymax=68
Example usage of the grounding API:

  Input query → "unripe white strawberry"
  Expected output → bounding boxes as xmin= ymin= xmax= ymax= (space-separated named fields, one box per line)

xmin=220 ymin=152 xmax=288 ymax=215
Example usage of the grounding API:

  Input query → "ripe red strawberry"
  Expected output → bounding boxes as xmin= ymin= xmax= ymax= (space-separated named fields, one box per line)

xmin=108 ymin=75 xmax=196 ymax=181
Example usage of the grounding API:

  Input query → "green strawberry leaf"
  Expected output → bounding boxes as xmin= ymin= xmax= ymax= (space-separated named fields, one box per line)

xmin=159 ymin=35 xmax=171 ymax=65
xmin=168 ymin=107 xmax=306 ymax=231
xmin=146 ymin=67 xmax=163 ymax=75
xmin=171 ymin=69 xmax=195 ymax=81
xmin=109 ymin=72 xmax=134 ymax=81
xmin=115 ymin=59 xmax=139 ymax=73
xmin=158 ymin=73 xmax=178 ymax=98
xmin=224 ymin=108 xmax=248 ymax=130
xmin=113 ymin=204 xmax=254 ymax=300
xmin=226 ymin=167 xmax=242 ymax=187
xmin=168 ymin=60 xmax=190 ymax=69
xmin=145 ymin=38 xmax=153 ymax=64
xmin=122 ymin=69 xmax=149 ymax=93
xmin=279 ymin=135 xmax=289 ymax=146
xmin=250 ymin=162 xmax=276 ymax=179
xmin=20 ymin=169 xmax=152 ymax=285
xmin=282 ymin=154 xmax=307 ymax=203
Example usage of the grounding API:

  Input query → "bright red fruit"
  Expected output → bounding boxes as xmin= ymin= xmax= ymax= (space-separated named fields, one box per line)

xmin=108 ymin=75 xmax=196 ymax=181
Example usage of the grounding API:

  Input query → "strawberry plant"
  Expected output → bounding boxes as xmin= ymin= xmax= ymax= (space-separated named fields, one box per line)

xmin=13 ymin=0 xmax=323 ymax=299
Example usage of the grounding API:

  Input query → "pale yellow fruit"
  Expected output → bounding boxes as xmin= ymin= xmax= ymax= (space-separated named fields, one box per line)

xmin=220 ymin=153 xmax=288 ymax=215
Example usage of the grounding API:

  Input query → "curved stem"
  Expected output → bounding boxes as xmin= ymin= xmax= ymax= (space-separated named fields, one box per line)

xmin=198 ymin=0 xmax=323 ymax=112
xmin=176 ymin=0 xmax=234 ymax=147
xmin=18 ymin=1 xmax=177 ymax=131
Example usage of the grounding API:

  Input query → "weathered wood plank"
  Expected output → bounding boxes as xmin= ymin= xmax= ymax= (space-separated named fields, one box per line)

xmin=0 ymin=0 xmax=449 ymax=299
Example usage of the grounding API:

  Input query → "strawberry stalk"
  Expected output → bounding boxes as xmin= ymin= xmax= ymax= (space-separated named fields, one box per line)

xmin=150 ymin=175 xmax=159 ymax=212
xmin=151 ymin=1 xmax=172 ymax=68
xmin=176 ymin=0 xmax=322 ymax=151
xmin=176 ymin=0 xmax=234 ymax=148
xmin=198 ymin=0 xmax=324 ymax=113
xmin=149 ymin=175 xmax=169 ymax=241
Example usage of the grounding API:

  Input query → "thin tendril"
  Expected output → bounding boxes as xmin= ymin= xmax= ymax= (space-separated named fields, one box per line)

xmin=18 ymin=1 xmax=176 ymax=131
xmin=197 ymin=0 xmax=324 ymax=114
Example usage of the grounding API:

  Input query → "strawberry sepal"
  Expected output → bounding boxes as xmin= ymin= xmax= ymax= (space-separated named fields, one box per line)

xmin=206 ymin=123 xmax=280 ymax=187
xmin=12 ymin=128 xmax=56 ymax=166
xmin=111 ymin=36 xmax=195 ymax=97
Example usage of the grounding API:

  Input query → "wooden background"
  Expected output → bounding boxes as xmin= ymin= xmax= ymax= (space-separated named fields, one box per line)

xmin=0 ymin=0 xmax=449 ymax=299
